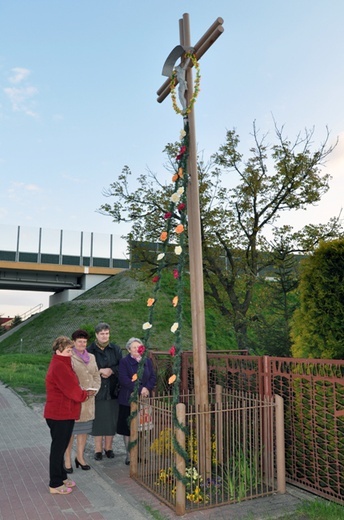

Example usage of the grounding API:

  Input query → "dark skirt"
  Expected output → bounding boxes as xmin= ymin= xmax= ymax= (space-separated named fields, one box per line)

xmin=117 ymin=404 xmax=130 ymax=436
xmin=91 ymin=399 xmax=119 ymax=436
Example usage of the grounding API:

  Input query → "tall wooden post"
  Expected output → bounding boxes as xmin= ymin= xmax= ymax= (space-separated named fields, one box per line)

xmin=157 ymin=13 xmax=224 ymax=409
xmin=157 ymin=13 xmax=224 ymax=479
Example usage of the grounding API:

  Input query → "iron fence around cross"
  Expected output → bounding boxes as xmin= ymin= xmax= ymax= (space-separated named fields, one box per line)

xmin=148 ymin=351 xmax=344 ymax=506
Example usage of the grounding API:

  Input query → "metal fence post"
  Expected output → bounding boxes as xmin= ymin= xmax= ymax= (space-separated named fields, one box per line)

xmin=275 ymin=394 xmax=286 ymax=493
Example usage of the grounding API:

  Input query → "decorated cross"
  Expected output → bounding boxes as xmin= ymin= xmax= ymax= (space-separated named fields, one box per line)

xmin=156 ymin=14 xmax=224 ymax=411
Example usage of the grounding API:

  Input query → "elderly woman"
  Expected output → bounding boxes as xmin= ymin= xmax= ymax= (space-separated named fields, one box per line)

xmin=44 ymin=336 xmax=95 ymax=495
xmin=64 ymin=329 xmax=101 ymax=472
xmin=87 ymin=322 xmax=122 ymax=460
xmin=117 ymin=337 xmax=156 ymax=465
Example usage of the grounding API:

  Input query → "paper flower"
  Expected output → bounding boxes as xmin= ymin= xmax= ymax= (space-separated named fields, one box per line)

xmin=160 ymin=231 xmax=168 ymax=241
xmin=174 ymin=245 xmax=182 ymax=255
xmin=164 ymin=212 xmax=172 ymax=219
xmin=142 ymin=322 xmax=152 ymax=330
xmin=170 ymin=322 xmax=179 ymax=333
xmin=170 ymin=192 xmax=181 ymax=203
xmin=131 ymin=374 xmax=138 ymax=382
xmin=175 ymin=224 xmax=184 ymax=234
xmin=172 ymin=296 xmax=178 ymax=307
xmin=177 ymin=202 xmax=186 ymax=212
xmin=152 ymin=275 xmax=160 ymax=283
xmin=177 ymin=187 xmax=184 ymax=195
xmin=180 ymin=129 xmax=186 ymax=139
xmin=173 ymin=269 xmax=179 ymax=279
xmin=176 ymin=146 xmax=187 ymax=161
xmin=157 ymin=253 xmax=165 ymax=261
xmin=168 ymin=374 xmax=177 ymax=384
xmin=169 ymin=346 xmax=176 ymax=356
xmin=138 ymin=344 xmax=146 ymax=355
xmin=147 ymin=298 xmax=155 ymax=307
xmin=172 ymin=173 xmax=179 ymax=182
xmin=178 ymin=167 xmax=184 ymax=178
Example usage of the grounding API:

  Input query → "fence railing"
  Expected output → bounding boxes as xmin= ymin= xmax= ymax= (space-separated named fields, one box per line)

xmin=149 ymin=351 xmax=344 ymax=506
xmin=129 ymin=390 xmax=284 ymax=515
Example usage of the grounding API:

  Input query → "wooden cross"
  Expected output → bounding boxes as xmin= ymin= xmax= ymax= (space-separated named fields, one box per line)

xmin=157 ymin=14 xmax=224 ymax=412
xmin=157 ymin=14 xmax=224 ymax=493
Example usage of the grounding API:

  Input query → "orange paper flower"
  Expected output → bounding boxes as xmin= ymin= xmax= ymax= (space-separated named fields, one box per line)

xmin=172 ymin=296 xmax=178 ymax=307
xmin=172 ymin=173 xmax=179 ymax=182
xmin=160 ymin=231 xmax=168 ymax=241
xmin=147 ymin=298 xmax=155 ymax=307
xmin=178 ymin=167 xmax=184 ymax=178
xmin=168 ymin=374 xmax=177 ymax=385
xmin=131 ymin=374 xmax=138 ymax=382
xmin=175 ymin=224 xmax=184 ymax=234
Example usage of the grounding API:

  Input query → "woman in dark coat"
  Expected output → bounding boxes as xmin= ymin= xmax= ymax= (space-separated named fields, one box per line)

xmin=117 ymin=337 xmax=156 ymax=464
xmin=87 ymin=322 xmax=122 ymax=460
xmin=44 ymin=336 xmax=95 ymax=494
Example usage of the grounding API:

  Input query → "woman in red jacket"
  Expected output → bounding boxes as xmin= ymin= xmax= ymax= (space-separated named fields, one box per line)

xmin=44 ymin=336 xmax=95 ymax=495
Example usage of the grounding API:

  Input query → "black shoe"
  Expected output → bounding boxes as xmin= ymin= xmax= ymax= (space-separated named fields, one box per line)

xmin=94 ymin=452 xmax=103 ymax=461
xmin=105 ymin=449 xmax=114 ymax=459
xmin=63 ymin=463 xmax=73 ymax=474
xmin=75 ymin=457 xmax=91 ymax=470
xmin=125 ymin=457 xmax=130 ymax=465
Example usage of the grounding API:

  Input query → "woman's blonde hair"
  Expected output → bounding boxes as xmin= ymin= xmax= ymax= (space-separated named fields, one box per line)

xmin=52 ymin=336 xmax=73 ymax=353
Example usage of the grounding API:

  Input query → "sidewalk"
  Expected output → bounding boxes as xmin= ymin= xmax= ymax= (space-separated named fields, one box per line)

xmin=0 ymin=382 xmax=315 ymax=520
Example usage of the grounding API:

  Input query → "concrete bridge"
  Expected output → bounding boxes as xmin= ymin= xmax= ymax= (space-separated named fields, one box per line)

xmin=0 ymin=225 xmax=129 ymax=306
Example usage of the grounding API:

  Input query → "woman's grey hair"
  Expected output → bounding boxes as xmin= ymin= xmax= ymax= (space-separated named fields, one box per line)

xmin=126 ymin=337 xmax=142 ymax=351
xmin=95 ymin=322 xmax=110 ymax=333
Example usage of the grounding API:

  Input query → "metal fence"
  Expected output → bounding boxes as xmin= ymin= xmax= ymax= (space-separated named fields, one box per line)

xmin=129 ymin=390 xmax=284 ymax=515
xmin=149 ymin=352 xmax=344 ymax=506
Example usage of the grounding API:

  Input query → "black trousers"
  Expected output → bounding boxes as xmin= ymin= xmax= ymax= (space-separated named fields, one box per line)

xmin=46 ymin=418 xmax=74 ymax=488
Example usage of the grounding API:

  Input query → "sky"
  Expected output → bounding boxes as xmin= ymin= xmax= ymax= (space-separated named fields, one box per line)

xmin=0 ymin=0 xmax=343 ymax=317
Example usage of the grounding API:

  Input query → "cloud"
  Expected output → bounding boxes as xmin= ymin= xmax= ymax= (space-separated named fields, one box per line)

xmin=7 ymin=182 xmax=41 ymax=201
xmin=8 ymin=67 xmax=30 ymax=84
xmin=3 ymin=67 xmax=38 ymax=117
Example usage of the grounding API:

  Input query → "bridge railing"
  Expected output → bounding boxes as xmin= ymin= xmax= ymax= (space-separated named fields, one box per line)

xmin=0 ymin=225 xmax=129 ymax=269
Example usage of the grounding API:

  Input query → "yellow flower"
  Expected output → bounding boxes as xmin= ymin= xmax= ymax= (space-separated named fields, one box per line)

xmin=168 ymin=374 xmax=177 ymax=384
xmin=174 ymin=245 xmax=182 ymax=255
xmin=160 ymin=231 xmax=168 ymax=241
xmin=131 ymin=374 xmax=138 ymax=382
xmin=142 ymin=322 xmax=152 ymax=330
xmin=170 ymin=322 xmax=179 ymax=333
xmin=175 ymin=224 xmax=184 ymax=234
xmin=172 ymin=296 xmax=178 ymax=307
xmin=147 ymin=298 xmax=155 ymax=307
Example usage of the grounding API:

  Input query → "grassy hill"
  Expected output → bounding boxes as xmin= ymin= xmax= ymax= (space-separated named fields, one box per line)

xmin=0 ymin=270 xmax=235 ymax=355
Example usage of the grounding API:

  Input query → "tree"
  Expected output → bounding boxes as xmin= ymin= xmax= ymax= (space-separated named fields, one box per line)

xmin=290 ymin=239 xmax=344 ymax=359
xmin=99 ymin=122 xmax=343 ymax=351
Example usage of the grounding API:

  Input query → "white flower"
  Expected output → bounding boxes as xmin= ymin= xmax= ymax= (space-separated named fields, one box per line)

xmin=142 ymin=322 xmax=152 ymax=330
xmin=177 ymin=186 xmax=184 ymax=195
xmin=180 ymin=129 xmax=186 ymax=140
xmin=170 ymin=322 xmax=179 ymax=333
xmin=174 ymin=246 xmax=182 ymax=256
xmin=157 ymin=253 xmax=165 ymax=261
xmin=171 ymin=192 xmax=181 ymax=203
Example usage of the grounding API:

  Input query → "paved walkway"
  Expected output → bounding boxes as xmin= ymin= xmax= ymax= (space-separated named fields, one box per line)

xmin=0 ymin=382 xmax=315 ymax=520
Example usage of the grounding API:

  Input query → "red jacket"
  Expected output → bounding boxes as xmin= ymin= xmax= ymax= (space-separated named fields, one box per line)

xmin=44 ymin=354 xmax=88 ymax=420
